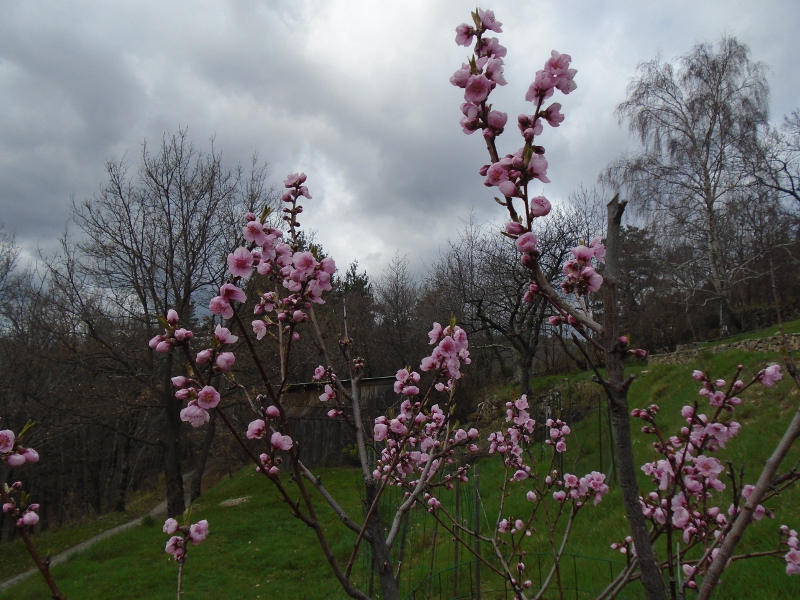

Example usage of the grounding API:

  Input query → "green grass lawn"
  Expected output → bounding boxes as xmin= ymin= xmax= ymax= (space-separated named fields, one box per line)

xmin=0 ymin=485 xmax=162 ymax=582
xmin=3 ymin=323 xmax=800 ymax=599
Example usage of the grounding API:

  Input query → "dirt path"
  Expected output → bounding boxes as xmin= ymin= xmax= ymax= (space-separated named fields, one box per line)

xmin=0 ymin=479 xmax=192 ymax=593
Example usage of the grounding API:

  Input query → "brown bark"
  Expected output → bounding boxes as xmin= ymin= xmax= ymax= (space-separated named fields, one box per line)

xmin=603 ymin=196 xmax=666 ymax=600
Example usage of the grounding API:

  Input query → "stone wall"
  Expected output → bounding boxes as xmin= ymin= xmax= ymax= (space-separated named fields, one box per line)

xmin=648 ymin=333 xmax=800 ymax=365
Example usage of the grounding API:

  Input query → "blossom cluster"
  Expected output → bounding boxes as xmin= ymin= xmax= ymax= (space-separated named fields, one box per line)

xmin=369 ymin=325 xmax=478 ymax=498
xmin=452 ymin=10 xmax=577 ymax=215
xmin=163 ymin=517 xmax=209 ymax=562
xmin=246 ymin=404 xmax=294 ymax=476
xmin=168 ymin=325 xmax=239 ymax=427
xmin=421 ymin=322 xmax=471 ymax=384
xmin=781 ymin=525 xmax=800 ymax=575
xmin=629 ymin=364 xmax=795 ymax=585
xmin=0 ymin=428 xmax=39 ymax=467
xmin=148 ymin=309 xmax=193 ymax=353
xmin=559 ymin=238 xmax=605 ymax=296
xmin=372 ymin=394 xmax=478 ymax=491
xmin=151 ymin=174 xmax=338 ymax=433
xmin=2 ymin=481 xmax=40 ymax=527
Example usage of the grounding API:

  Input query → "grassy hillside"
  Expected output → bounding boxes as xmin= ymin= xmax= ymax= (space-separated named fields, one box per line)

xmin=2 ymin=322 xmax=799 ymax=599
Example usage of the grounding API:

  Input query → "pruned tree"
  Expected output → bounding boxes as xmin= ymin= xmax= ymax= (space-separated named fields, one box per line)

xmin=605 ymin=36 xmax=770 ymax=335
xmin=430 ymin=204 xmax=600 ymax=397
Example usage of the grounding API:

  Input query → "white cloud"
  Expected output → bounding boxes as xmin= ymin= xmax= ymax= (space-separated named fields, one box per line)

xmin=0 ymin=0 xmax=797 ymax=276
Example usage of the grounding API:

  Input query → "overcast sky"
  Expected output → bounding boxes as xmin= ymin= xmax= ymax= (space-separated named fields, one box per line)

xmin=2 ymin=0 xmax=799 ymax=278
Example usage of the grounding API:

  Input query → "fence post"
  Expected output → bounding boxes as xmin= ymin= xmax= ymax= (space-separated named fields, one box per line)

xmin=453 ymin=477 xmax=460 ymax=597
xmin=474 ymin=464 xmax=481 ymax=599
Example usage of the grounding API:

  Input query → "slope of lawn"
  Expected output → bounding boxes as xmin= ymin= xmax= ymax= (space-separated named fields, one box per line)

xmin=0 ymin=485 xmax=162 ymax=582
xmin=2 ymin=320 xmax=799 ymax=599
xmin=1 ymin=466 xmax=366 ymax=600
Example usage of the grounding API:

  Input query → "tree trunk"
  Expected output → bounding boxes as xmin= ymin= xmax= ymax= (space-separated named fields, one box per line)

xmin=190 ymin=409 xmax=217 ymax=503
xmin=115 ymin=435 xmax=133 ymax=512
xmin=365 ymin=481 xmax=399 ymax=600
xmin=516 ymin=353 xmax=532 ymax=398
xmin=162 ymin=353 xmax=186 ymax=518
xmin=604 ymin=196 xmax=666 ymax=600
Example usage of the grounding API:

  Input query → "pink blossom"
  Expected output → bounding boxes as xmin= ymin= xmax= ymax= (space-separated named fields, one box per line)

xmin=165 ymin=535 xmax=184 ymax=559
xmin=173 ymin=328 xmax=192 ymax=341
xmin=166 ymin=309 xmax=179 ymax=326
xmin=180 ymin=403 xmax=209 ymax=427
xmin=215 ymin=352 xmax=236 ymax=372
xmin=583 ymin=266 xmax=603 ymax=293
xmin=219 ymin=283 xmax=247 ymax=303
xmin=478 ymin=8 xmax=502 ymax=32
xmin=172 ymin=376 xmax=190 ymax=388
xmin=428 ymin=322 xmax=443 ymax=345
xmin=530 ymin=196 xmax=551 ymax=217
xmin=0 ymin=430 xmax=14 ymax=453
xmin=227 ymin=247 xmax=254 ymax=277
xmin=163 ymin=518 xmax=179 ymax=534
xmin=21 ymin=448 xmax=38 ymax=463
xmin=320 ymin=257 xmax=336 ymax=274
xmin=209 ymin=296 xmax=233 ymax=319
xmin=589 ymin=237 xmax=606 ymax=263
xmin=196 ymin=386 xmax=221 ymax=409
xmin=22 ymin=511 xmax=39 ymax=526
xmin=196 ymin=349 xmax=212 ymax=364
xmin=571 ymin=245 xmax=594 ymax=262
xmin=243 ymin=220 xmax=268 ymax=246
xmin=292 ymin=251 xmax=317 ymax=277
xmin=265 ymin=405 xmax=280 ymax=419
xmin=479 ymin=37 xmax=506 ymax=59
xmin=759 ymin=364 xmax=782 ymax=387
xmin=485 ymin=162 xmax=509 ymax=186
xmin=247 ymin=419 xmax=266 ymax=440
xmin=319 ymin=384 xmax=335 ymax=402
xmin=374 ymin=423 xmax=389 ymax=442
xmin=271 ymin=432 xmax=294 ymax=451
xmin=465 ymin=75 xmax=491 ymax=104
xmin=284 ymin=172 xmax=307 ymax=187
xmin=527 ymin=154 xmax=550 ymax=183
xmin=506 ymin=222 xmax=526 ymax=235
xmin=542 ymin=103 xmax=564 ymax=127
xmin=215 ymin=325 xmax=238 ymax=345
xmin=553 ymin=491 xmax=567 ymax=502
xmin=485 ymin=60 xmax=507 ymax=86
xmin=515 ymin=232 xmax=538 ymax=253
xmin=313 ymin=365 xmax=326 ymax=380
xmin=454 ymin=24 xmax=475 ymax=47
xmin=525 ymin=70 xmax=556 ymax=103
xmin=6 ymin=453 xmax=25 ymax=467
xmin=188 ymin=520 xmax=209 ymax=545
xmin=252 ymin=320 xmax=267 ymax=340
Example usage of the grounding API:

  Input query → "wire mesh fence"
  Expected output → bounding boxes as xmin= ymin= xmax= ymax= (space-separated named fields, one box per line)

xmin=348 ymin=387 xmax=631 ymax=599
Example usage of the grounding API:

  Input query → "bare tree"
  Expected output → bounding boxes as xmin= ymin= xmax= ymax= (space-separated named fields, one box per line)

xmin=431 ymin=205 xmax=600 ymax=396
xmin=373 ymin=252 xmax=421 ymax=368
xmin=605 ymin=36 xmax=770 ymax=335
xmin=747 ymin=109 xmax=800 ymax=207
xmin=46 ymin=129 xmax=272 ymax=516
